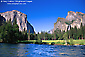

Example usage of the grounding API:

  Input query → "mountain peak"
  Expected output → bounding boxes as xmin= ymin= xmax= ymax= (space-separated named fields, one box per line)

xmin=0 ymin=10 xmax=26 ymax=16
xmin=53 ymin=11 xmax=85 ymax=33
xmin=0 ymin=10 xmax=34 ymax=33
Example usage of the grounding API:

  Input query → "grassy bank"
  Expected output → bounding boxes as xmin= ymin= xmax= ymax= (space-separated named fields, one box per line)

xmin=0 ymin=39 xmax=2 ymax=42
xmin=18 ymin=40 xmax=85 ymax=45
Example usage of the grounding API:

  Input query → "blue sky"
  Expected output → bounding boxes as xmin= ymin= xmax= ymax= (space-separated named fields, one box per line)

xmin=0 ymin=0 xmax=85 ymax=33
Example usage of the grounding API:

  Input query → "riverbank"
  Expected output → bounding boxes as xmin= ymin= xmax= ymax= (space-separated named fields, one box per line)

xmin=18 ymin=40 xmax=85 ymax=45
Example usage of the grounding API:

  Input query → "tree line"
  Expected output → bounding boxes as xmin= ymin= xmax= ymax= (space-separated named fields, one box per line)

xmin=0 ymin=18 xmax=28 ymax=43
xmin=0 ymin=18 xmax=85 ymax=43
xmin=28 ymin=23 xmax=85 ymax=40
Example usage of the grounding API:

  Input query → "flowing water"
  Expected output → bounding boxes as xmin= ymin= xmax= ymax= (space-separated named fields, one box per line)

xmin=0 ymin=43 xmax=85 ymax=57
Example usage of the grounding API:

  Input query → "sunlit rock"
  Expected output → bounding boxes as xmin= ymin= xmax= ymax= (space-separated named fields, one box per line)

xmin=0 ymin=10 xmax=34 ymax=33
xmin=52 ymin=11 xmax=85 ymax=33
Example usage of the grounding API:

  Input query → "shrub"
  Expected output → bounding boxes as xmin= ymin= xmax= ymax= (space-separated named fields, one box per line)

xmin=42 ymin=42 xmax=48 ymax=44
xmin=36 ymin=39 xmax=42 ymax=44
xmin=51 ymin=42 xmax=55 ymax=45
xmin=67 ymin=42 xmax=70 ymax=44
xmin=57 ymin=41 xmax=60 ymax=44
xmin=62 ymin=41 xmax=65 ymax=44
xmin=70 ymin=38 xmax=74 ymax=45
xmin=80 ymin=42 xmax=84 ymax=45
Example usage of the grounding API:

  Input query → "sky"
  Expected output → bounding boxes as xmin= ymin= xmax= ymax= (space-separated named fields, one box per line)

xmin=0 ymin=0 xmax=85 ymax=33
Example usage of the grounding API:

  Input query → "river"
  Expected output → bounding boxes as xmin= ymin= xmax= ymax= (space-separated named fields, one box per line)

xmin=0 ymin=43 xmax=85 ymax=57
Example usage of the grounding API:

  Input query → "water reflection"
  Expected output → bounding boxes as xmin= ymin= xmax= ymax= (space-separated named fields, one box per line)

xmin=0 ymin=43 xmax=85 ymax=57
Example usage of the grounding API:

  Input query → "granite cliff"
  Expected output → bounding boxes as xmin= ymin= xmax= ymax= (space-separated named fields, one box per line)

xmin=0 ymin=10 xmax=34 ymax=33
xmin=53 ymin=11 xmax=85 ymax=33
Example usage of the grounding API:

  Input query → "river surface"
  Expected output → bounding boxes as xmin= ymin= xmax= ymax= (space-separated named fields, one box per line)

xmin=0 ymin=43 xmax=85 ymax=57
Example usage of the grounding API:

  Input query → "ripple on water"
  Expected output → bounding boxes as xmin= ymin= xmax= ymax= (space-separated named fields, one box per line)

xmin=35 ymin=48 xmax=38 ymax=50
xmin=0 ymin=43 xmax=85 ymax=57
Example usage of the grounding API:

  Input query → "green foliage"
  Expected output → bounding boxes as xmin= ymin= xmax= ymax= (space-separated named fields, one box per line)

xmin=71 ymin=20 xmax=75 ymax=23
xmin=55 ymin=41 xmax=65 ymax=45
xmin=55 ymin=30 xmax=64 ymax=40
xmin=53 ymin=30 xmax=59 ymax=40
xmin=67 ymin=24 xmax=85 ymax=40
xmin=28 ymin=29 xmax=30 ymax=40
xmin=45 ymin=32 xmax=48 ymax=40
xmin=0 ymin=21 xmax=18 ymax=43
xmin=63 ymin=32 xmax=68 ymax=40
xmin=65 ymin=21 xmax=72 ymax=25
xmin=30 ymin=33 xmax=35 ymax=40
xmin=36 ymin=32 xmax=42 ymax=44
xmin=13 ymin=18 xmax=17 ymax=25
xmin=69 ymin=38 xmax=74 ymax=45
xmin=28 ymin=23 xmax=85 ymax=41
xmin=51 ymin=42 xmax=55 ymax=45
xmin=80 ymin=42 xmax=84 ymax=45
xmin=0 ymin=18 xmax=28 ymax=43
xmin=62 ymin=41 xmax=65 ymax=44
xmin=56 ymin=41 xmax=60 ymax=44
xmin=67 ymin=42 xmax=70 ymax=44
xmin=1 ymin=18 xmax=84 ymax=44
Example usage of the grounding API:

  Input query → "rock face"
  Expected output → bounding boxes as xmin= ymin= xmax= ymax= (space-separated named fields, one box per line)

xmin=0 ymin=10 xmax=34 ymax=33
xmin=53 ymin=11 xmax=85 ymax=33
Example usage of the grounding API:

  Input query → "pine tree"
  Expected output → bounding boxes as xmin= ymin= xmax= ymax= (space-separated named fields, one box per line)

xmin=63 ymin=32 xmax=68 ymax=45
xmin=36 ymin=32 xmax=42 ymax=43
xmin=34 ymin=32 xmax=36 ymax=40
xmin=80 ymin=23 xmax=83 ymax=39
xmin=28 ymin=29 xmax=30 ymax=40
xmin=54 ymin=31 xmax=56 ymax=40
xmin=13 ymin=18 xmax=17 ymax=25
xmin=73 ymin=26 xmax=77 ymax=39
